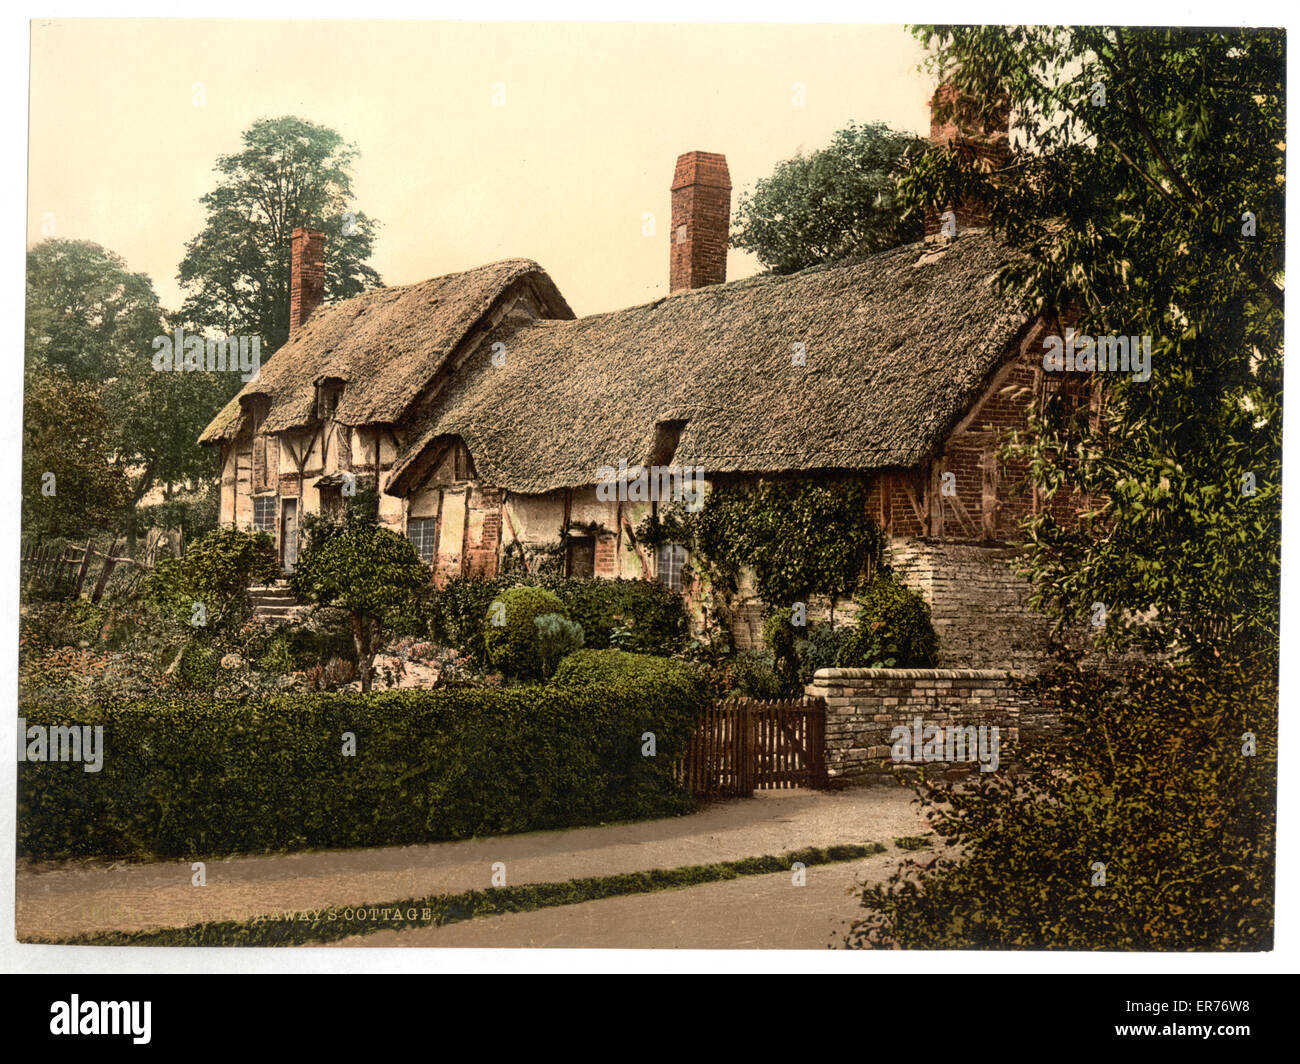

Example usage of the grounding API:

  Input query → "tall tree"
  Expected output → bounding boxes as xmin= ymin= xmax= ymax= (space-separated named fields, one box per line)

xmin=899 ymin=26 xmax=1283 ymax=664
xmin=731 ymin=121 xmax=923 ymax=273
xmin=21 ymin=362 xmax=130 ymax=540
xmin=177 ymin=117 xmax=382 ymax=352
xmin=25 ymin=240 xmax=232 ymax=544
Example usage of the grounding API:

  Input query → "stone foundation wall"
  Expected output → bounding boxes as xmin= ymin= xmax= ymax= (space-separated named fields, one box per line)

xmin=807 ymin=667 xmax=1054 ymax=783
xmin=888 ymin=537 xmax=1051 ymax=672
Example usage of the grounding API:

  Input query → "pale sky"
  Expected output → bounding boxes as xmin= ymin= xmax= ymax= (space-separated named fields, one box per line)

xmin=28 ymin=20 xmax=933 ymax=317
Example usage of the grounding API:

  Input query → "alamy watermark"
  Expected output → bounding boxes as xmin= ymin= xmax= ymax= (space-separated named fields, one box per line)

xmin=152 ymin=328 xmax=262 ymax=382
xmin=1043 ymin=328 xmax=1152 ymax=382
xmin=18 ymin=718 xmax=104 ymax=772
xmin=595 ymin=461 xmax=705 ymax=512
xmin=890 ymin=717 xmax=1000 ymax=773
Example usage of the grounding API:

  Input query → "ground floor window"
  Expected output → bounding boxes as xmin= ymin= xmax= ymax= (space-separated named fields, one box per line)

xmin=657 ymin=543 xmax=688 ymax=592
xmin=407 ymin=516 xmax=438 ymax=563
xmin=253 ymin=495 xmax=277 ymax=534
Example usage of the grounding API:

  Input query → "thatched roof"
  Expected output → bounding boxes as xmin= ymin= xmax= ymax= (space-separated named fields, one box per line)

xmin=198 ymin=258 xmax=573 ymax=444
xmin=386 ymin=230 xmax=1030 ymax=496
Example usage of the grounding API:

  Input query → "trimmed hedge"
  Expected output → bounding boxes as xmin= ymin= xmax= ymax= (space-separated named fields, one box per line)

xmin=552 ymin=648 xmax=700 ymax=693
xmin=436 ymin=575 xmax=689 ymax=665
xmin=19 ymin=663 xmax=705 ymax=859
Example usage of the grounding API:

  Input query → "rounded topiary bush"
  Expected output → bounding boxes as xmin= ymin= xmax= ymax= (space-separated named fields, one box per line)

xmin=177 ymin=640 xmax=221 ymax=689
xmin=842 ymin=576 xmax=938 ymax=668
xmin=484 ymin=586 xmax=567 ymax=680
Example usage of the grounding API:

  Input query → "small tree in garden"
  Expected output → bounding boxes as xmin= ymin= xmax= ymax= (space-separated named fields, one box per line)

xmin=291 ymin=525 xmax=428 ymax=692
xmin=145 ymin=527 xmax=277 ymax=631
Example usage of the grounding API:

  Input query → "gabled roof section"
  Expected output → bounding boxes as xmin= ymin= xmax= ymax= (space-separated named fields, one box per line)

xmin=388 ymin=229 xmax=1031 ymax=495
xmin=199 ymin=258 xmax=573 ymax=444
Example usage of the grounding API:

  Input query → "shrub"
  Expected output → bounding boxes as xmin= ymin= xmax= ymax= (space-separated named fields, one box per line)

xmin=18 ymin=663 xmax=706 ymax=859
xmin=848 ymin=660 xmax=1276 ymax=950
xmin=483 ymin=586 xmax=567 ymax=680
xmin=841 ymin=576 xmax=938 ymax=668
xmin=534 ymin=613 xmax=584 ymax=679
xmin=145 ymin=528 xmax=277 ymax=631
xmin=434 ymin=575 xmax=514 ymax=663
xmin=540 ymin=578 xmax=689 ymax=656
xmin=729 ymin=650 xmax=785 ymax=700
xmin=763 ymin=608 xmax=801 ymax=694
xmin=284 ymin=607 xmax=358 ymax=668
xmin=796 ymin=622 xmax=859 ymax=684
xmin=435 ymin=575 xmax=690 ymax=666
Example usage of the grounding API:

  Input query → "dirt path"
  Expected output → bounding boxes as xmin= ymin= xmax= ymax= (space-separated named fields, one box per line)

xmin=17 ymin=785 xmax=927 ymax=942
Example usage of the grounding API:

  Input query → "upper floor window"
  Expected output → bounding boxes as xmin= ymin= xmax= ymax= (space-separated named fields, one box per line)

xmin=316 ymin=379 xmax=344 ymax=421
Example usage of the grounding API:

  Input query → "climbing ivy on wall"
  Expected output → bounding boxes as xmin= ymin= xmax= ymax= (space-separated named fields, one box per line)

xmin=638 ymin=476 xmax=887 ymax=611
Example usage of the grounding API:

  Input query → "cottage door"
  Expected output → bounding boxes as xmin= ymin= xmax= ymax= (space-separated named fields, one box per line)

xmin=281 ymin=499 xmax=299 ymax=574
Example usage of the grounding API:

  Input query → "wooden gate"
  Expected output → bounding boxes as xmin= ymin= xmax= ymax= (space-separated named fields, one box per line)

xmin=680 ymin=697 xmax=827 ymax=798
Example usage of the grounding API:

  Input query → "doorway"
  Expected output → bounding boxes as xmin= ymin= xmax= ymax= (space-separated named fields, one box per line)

xmin=281 ymin=498 xmax=299 ymax=573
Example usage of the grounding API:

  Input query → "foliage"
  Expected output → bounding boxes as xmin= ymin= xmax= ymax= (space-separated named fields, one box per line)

xmin=900 ymin=26 xmax=1283 ymax=666
xmin=848 ymin=660 xmax=1276 ymax=950
xmin=25 ymin=239 xmax=233 ymax=542
xmin=177 ymin=116 xmax=382 ymax=354
xmin=841 ymin=576 xmax=939 ymax=669
xmin=483 ymin=586 xmax=568 ymax=681
xmin=795 ymin=622 xmax=861 ymax=684
xmin=434 ymin=575 xmax=690 ymax=667
xmin=134 ymin=480 xmax=222 ymax=547
xmin=533 ymin=613 xmax=585 ymax=680
xmin=291 ymin=524 xmax=428 ymax=692
xmin=551 ymin=649 xmax=704 ymax=705
xmin=20 ymin=363 xmax=131 ymax=538
xmin=726 ymin=650 xmax=786 ymax=700
xmin=176 ymin=641 xmax=222 ymax=689
xmin=763 ymin=608 xmax=801 ymax=693
xmin=731 ymin=121 xmax=924 ymax=273
xmin=761 ymin=613 xmax=870 ymax=694
xmin=640 ymin=476 xmax=887 ymax=614
xmin=145 ymin=527 xmax=277 ymax=631
xmin=19 ymin=670 xmax=706 ymax=859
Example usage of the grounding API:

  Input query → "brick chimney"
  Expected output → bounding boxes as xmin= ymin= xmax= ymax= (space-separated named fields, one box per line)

xmin=670 ymin=151 xmax=731 ymax=293
xmin=289 ymin=227 xmax=326 ymax=337
xmin=924 ymin=82 xmax=1011 ymax=236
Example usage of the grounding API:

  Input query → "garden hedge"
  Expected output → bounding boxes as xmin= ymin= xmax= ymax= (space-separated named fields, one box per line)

xmin=19 ymin=655 xmax=705 ymax=859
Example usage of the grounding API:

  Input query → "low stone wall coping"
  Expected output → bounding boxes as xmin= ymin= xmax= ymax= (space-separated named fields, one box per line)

xmin=813 ymin=668 xmax=1027 ymax=682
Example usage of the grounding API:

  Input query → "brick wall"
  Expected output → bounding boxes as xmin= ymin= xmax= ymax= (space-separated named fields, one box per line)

xmin=806 ymin=667 xmax=1049 ymax=783
xmin=924 ymin=82 xmax=1011 ymax=236
xmin=463 ymin=485 xmax=504 ymax=579
xmin=593 ymin=533 xmax=618 ymax=578
xmin=670 ymin=151 xmax=730 ymax=293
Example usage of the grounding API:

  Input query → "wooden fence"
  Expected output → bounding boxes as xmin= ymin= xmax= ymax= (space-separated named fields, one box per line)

xmin=679 ymin=697 xmax=828 ymax=799
xmin=20 ymin=538 xmax=126 ymax=602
